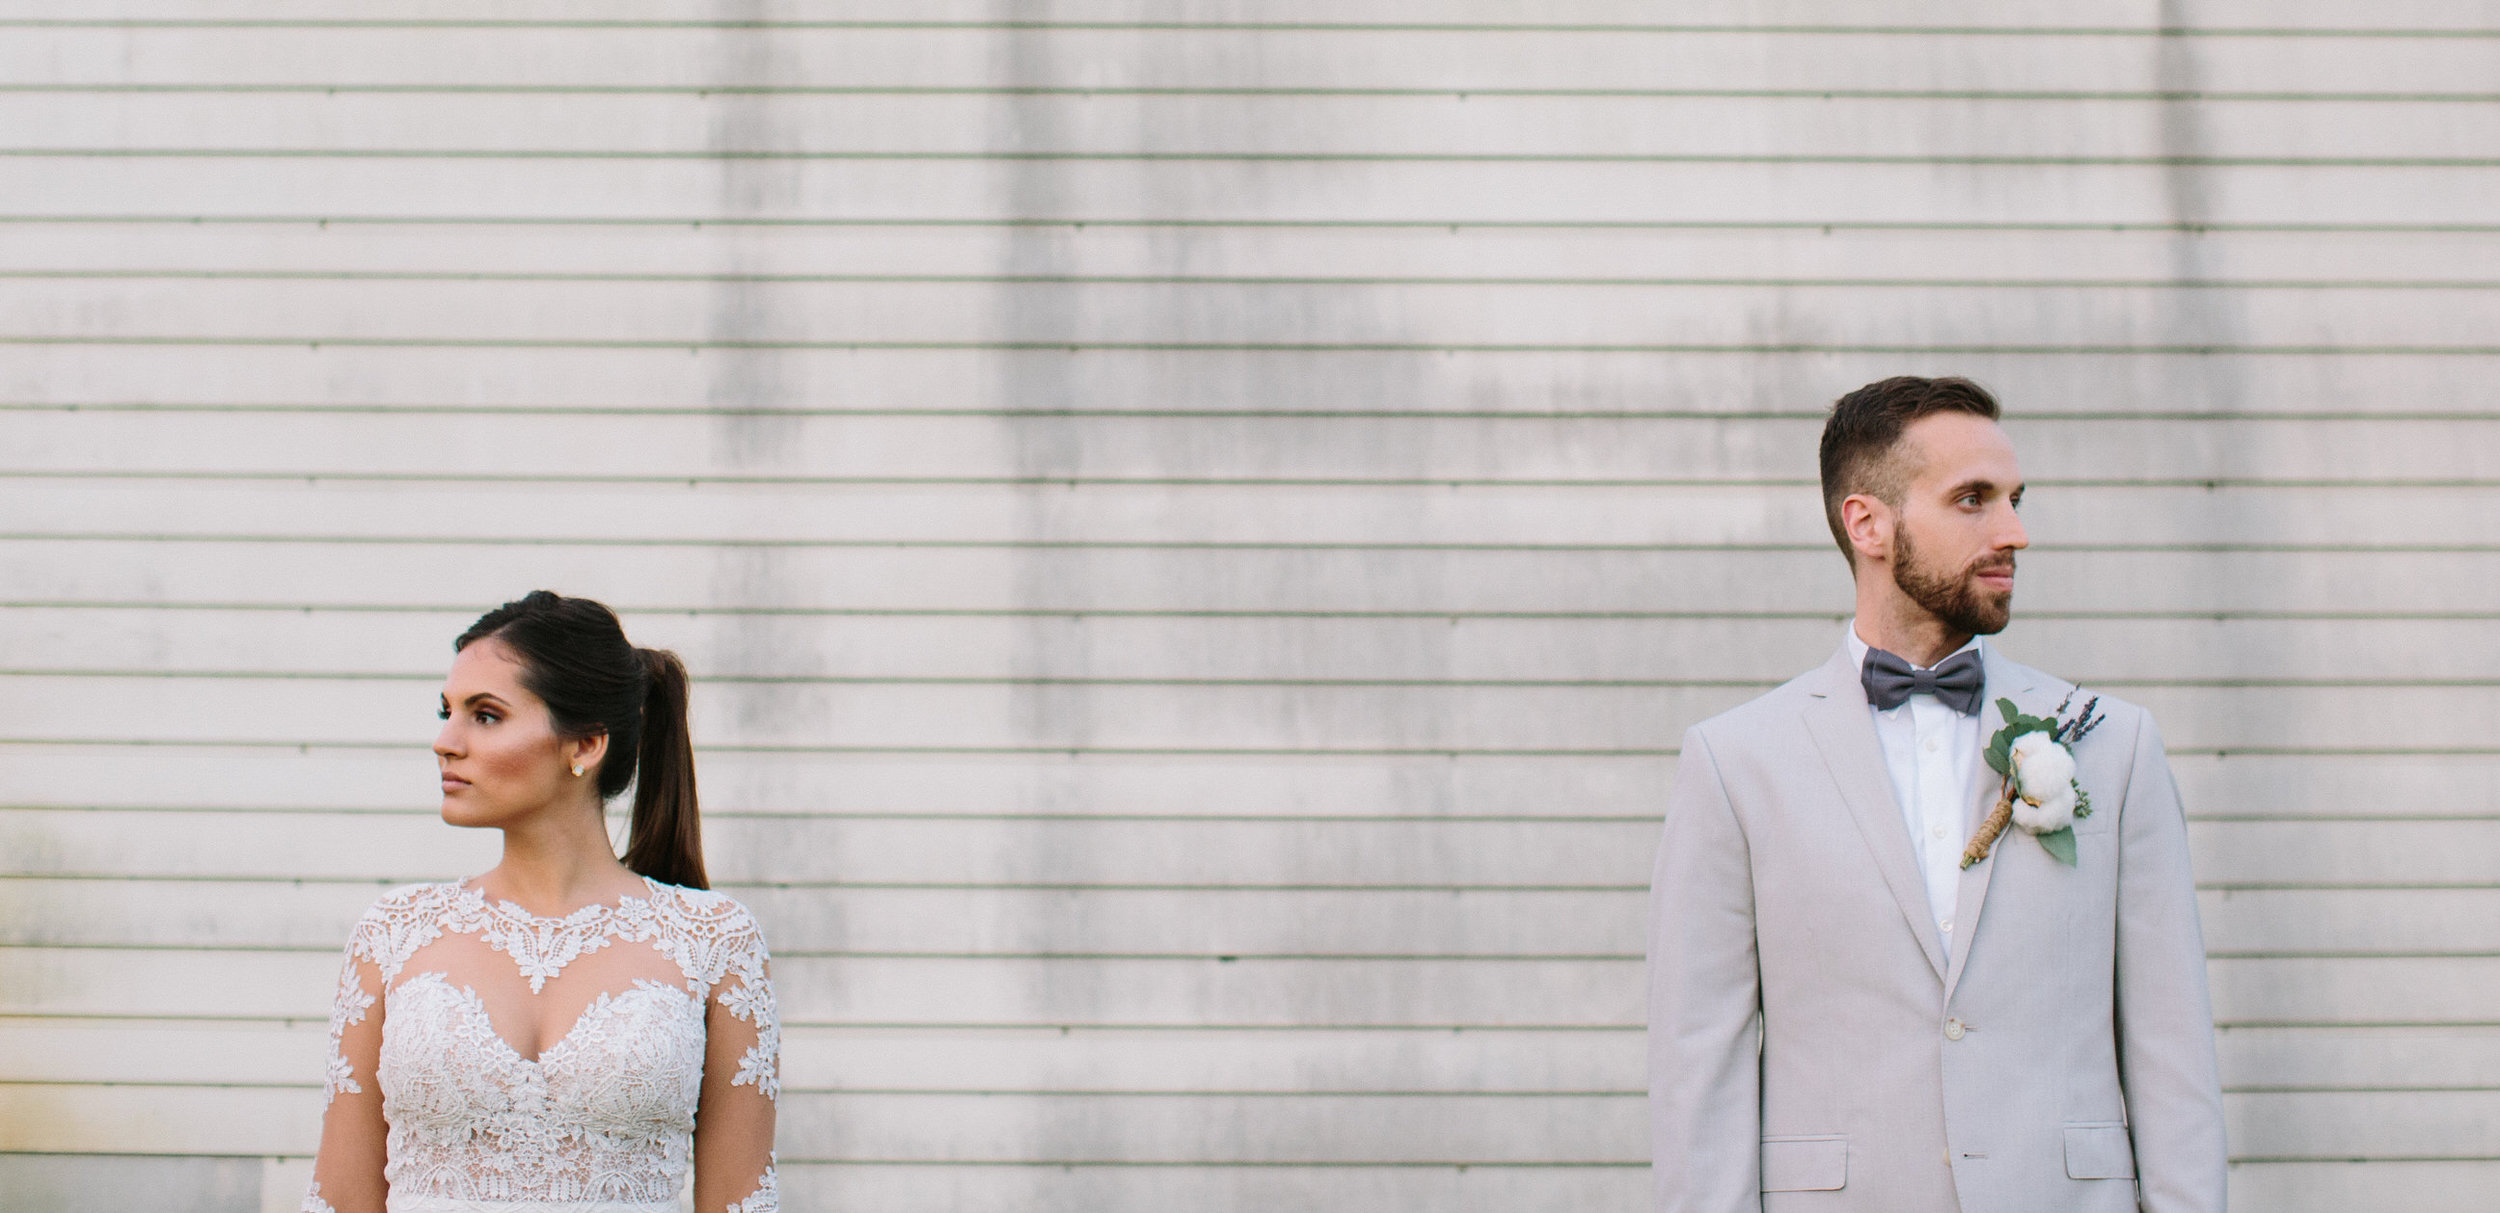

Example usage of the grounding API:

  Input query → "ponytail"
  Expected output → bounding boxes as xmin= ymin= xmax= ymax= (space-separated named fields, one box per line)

xmin=622 ymin=647 xmax=707 ymax=890
xmin=456 ymin=592 xmax=709 ymax=890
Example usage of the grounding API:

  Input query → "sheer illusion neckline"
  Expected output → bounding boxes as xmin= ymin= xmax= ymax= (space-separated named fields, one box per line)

xmin=445 ymin=874 xmax=669 ymax=993
xmin=453 ymin=874 xmax=663 ymax=924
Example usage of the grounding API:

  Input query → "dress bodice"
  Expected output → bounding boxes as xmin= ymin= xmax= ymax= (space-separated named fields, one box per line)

xmin=307 ymin=878 xmax=780 ymax=1213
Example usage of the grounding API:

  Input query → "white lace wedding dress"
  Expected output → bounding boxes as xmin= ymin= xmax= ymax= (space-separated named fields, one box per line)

xmin=303 ymin=877 xmax=780 ymax=1213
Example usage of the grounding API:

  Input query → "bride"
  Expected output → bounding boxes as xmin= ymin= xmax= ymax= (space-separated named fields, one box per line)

xmin=305 ymin=592 xmax=778 ymax=1212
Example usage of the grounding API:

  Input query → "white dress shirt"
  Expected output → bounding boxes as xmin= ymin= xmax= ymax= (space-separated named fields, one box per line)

xmin=1844 ymin=622 xmax=1984 ymax=948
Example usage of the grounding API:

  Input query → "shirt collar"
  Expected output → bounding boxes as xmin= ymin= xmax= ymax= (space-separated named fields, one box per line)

xmin=1844 ymin=619 xmax=1984 ymax=673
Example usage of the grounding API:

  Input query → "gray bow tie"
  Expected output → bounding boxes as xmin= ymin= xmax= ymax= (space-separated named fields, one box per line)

xmin=1861 ymin=647 xmax=1984 ymax=715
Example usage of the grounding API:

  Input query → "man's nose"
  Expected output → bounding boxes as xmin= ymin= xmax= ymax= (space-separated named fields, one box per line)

xmin=1999 ymin=505 xmax=2030 ymax=551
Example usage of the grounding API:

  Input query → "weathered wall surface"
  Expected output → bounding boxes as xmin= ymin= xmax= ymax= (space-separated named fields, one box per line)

xmin=1 ymin=2 xmax=2494 ymax=1209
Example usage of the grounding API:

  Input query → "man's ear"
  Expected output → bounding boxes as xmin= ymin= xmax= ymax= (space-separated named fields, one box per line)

xmin=1840 ymin=493 xmax=1893 ymax=567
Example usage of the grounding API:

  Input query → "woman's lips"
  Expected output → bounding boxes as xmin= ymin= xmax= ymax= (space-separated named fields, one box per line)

xmin=440 ymin=774 xmax=470 ymax=792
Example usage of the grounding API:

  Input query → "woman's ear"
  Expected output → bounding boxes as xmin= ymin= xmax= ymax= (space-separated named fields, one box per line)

xmin=568 ymin=731 xmax=610 ymax=780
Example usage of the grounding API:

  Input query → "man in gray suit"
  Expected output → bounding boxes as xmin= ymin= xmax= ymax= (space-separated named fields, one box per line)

xmin=1648 ymin=376 xmax=2226 ymax=1211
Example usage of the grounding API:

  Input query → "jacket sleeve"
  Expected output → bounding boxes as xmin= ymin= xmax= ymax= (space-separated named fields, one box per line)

xmin=1648 ymin=725 xmax=1764 ymax=1213
xmin=2112 ymin=711 xmax=2230 ymax=1212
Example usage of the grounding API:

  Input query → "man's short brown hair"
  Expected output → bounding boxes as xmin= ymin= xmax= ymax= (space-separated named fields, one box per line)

xmin=1818 ymin=376 xmax=2002 ymax=565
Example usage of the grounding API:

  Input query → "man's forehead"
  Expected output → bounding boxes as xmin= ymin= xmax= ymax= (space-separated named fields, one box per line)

xmin=1897 ymin=412 xmax=2019 ymax=481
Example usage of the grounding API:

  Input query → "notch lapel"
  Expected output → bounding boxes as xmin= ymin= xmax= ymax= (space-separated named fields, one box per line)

xmin=1800 ymin=645 xmax=1948 ymax=984
xmin=1943 ymin=648 xmax=2050 ymax=999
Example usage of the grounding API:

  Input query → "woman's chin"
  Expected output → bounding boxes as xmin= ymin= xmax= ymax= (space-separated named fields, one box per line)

xmin=438 ymin=799 xmax=502 ymax=829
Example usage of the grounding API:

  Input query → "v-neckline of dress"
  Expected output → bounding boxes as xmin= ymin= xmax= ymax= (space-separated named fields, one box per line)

xmin=401 ymin=971 xmax=692 ymax=1068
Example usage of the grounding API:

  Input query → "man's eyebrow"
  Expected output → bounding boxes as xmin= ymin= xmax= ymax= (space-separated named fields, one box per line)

xmin=1949 ymin=476 xmax=2022 ymax=498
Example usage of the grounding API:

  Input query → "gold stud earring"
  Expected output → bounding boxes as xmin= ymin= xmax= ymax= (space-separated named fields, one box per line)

xmin=571 ymin=763 xmax=585 ymax=777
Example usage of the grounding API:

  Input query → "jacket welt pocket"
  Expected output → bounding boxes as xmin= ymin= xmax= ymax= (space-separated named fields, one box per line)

xmin=2063 ymin=1123 xmax=2137 ymax=1179
xmin=1760 ymin=1135 xmax=1848 ymax=1192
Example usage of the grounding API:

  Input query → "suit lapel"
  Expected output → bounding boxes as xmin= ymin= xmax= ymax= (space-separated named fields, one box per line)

xmin=1799 ymin=645 xmax=1948 ymax=984
xmin=1944 ymin=647 xmax=2048 ymax=999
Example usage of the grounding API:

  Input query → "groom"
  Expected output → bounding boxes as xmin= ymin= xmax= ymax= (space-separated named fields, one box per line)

xmin=1647 ymin=377 xmax=2227 ymax=1211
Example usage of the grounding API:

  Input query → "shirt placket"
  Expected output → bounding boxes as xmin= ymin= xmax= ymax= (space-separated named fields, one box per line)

xmin=1910 ymin=696 xmax=1960 ymax=937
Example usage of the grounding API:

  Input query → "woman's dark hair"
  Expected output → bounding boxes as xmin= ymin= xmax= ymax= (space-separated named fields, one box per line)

xmin=455 ymin=591 xmax=707 ymax=889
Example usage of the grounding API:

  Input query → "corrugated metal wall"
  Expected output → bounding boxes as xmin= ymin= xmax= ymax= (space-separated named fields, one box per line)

xmin=3 ymin=3 xmax=2494 ymax=1210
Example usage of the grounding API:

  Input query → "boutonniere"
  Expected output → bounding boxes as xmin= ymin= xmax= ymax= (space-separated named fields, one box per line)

xmin=1962 ymin=692 xmax=2107 ymax=868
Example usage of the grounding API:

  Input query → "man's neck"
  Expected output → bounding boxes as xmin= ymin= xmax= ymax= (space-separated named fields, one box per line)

xmin=1852 ymin=586 xmax=1973 ymax=667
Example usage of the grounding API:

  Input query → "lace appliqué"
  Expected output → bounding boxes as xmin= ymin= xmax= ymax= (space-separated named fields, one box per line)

xmin=720 ymin=960 xmax=781 ymax=1101
xmin=452 ymin=894 xmax=630 ymax=993
xmin=380 ymin=973 xmax=705 ymax=1204
xmin=728 ymin=1158 xmax=779 ymax=1213
xmin=322 ymin=958 xmax=375 ymax=1107
xmin=321 ymin=878 xmax=777 ymax=1208
xmin=300 ymin=1182 xmax=337 ymax=1213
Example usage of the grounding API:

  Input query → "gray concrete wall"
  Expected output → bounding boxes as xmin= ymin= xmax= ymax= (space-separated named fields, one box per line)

xmin=2 ymin=2 xmax=2494 ymax=1209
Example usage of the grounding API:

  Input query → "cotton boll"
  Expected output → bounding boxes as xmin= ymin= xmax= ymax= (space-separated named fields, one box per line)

xmin=2009 ymin=731 xmax=2077 ymax=803
xmin=2011 ymin=785 xmax=2077 ymax=834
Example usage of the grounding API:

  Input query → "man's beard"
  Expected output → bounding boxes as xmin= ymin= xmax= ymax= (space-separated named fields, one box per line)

xmin=1892 ymin=523 xmax=2014 ymax=635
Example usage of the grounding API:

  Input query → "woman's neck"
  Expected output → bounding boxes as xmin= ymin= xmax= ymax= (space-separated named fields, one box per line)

xmin=480 ymin=801 xmax=639 ymax=915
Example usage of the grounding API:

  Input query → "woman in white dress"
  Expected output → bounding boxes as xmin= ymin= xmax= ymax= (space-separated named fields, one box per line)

xmin=305 ymin=592 xmax=778 ymax=1213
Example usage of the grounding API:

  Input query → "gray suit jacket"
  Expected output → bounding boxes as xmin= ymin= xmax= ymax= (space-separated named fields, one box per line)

xmin=1648 ymin=643 xmax=2226 ymax=1212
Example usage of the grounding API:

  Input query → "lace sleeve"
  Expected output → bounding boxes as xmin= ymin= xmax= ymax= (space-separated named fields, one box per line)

xmin=304 ymin=904 xmax=393 ymax=1212
xmin=691 ymin=908 xmax=779 ymax=1212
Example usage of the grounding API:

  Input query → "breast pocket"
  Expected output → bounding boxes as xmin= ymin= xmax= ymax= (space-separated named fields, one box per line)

xmin=1761 ymin=1135 xmax=1848 ymax=1191
xmin=2063 ymin=1123 xmax=2136 ymax=1179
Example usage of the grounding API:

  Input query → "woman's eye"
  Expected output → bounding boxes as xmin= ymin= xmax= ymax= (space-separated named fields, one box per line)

xmin=437 ymin=707 xmax=451 ymax=720
xmin=474 ymin=711 xmax=499 ymax=725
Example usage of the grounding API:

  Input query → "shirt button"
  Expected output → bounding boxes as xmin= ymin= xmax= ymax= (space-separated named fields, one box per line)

xmin=1924 ymin=739 xmax=1939 ymax=753
xmin=1939 ymin=917 xmax=1953 ymax=933
xmin=1945 ymin=1018 xmax=1967 ymax=1041
xmin=1930 ymin=824 xmax=1948 ymax=839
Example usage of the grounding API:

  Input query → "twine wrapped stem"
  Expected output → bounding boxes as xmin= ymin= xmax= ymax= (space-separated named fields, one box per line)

xmin=1962 ymin=782 xmax=2016 ymax=869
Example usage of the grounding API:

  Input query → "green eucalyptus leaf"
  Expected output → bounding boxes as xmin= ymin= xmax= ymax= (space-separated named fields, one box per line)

xmin=1984 ymin=736 xmax=2011 ymax=777
xmin=2037 ymin=827 xmax=2079 ymax=867
xmin=1998 ymin=698 xmax=2020 ymax=722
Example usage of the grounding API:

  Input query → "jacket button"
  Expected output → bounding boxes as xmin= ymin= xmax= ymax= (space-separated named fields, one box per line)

xmin=1944 ymin=1018 xmax=1967 ymax=1041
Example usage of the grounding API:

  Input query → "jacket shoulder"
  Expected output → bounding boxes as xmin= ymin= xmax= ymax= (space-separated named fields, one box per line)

xmin=1994 ymin=654 xmax=2154 ymax=731
xmin=1683 ymin=664 xmax=1835 ymax=754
